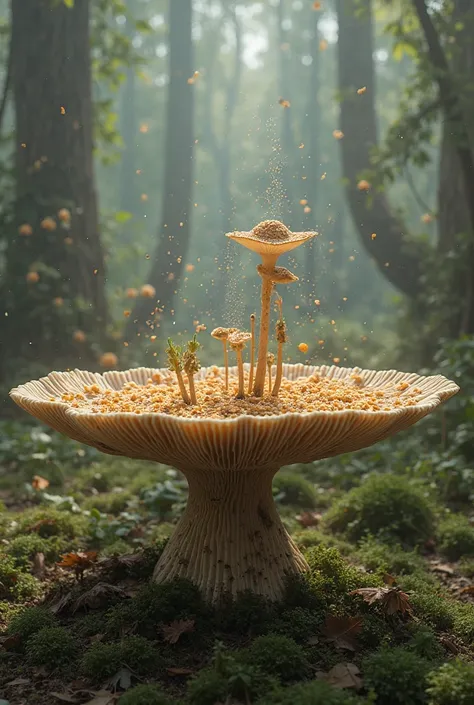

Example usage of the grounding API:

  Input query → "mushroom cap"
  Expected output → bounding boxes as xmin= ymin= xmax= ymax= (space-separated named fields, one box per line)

xmin=228 ymin=331 xmax=252 ymax=349
xmin=10 ymin=365 xmax=458 ymax=472
xmin=211 ymin=327 xmax=237 ymax=341
xmin=257 ymin=265 xmax=299 ymax=284
xmin=227 ymin=220 xmax=317 ymax=257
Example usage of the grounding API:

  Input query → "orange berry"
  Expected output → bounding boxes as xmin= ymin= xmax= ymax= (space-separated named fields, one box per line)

xmin=40 ymin=217 xmax=57 ymax=231
xmin=18 ymin=223 xmax=33 ymax=236
xmin=298 ymin=343 xmax=309 ymax=353
xmin=26 ymin=271 xmax=39 ymax=283
xmin=140 ymin=284 xmax=156 ymax=298
xmin=99 ymin=352 xmax=118 ymax=368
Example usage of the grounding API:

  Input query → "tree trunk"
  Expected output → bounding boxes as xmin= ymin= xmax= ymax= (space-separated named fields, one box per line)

xmin=126 ymin=0 xmax=194 ymax=335
xmin=335 ymin=0 xmax=421 ymax=298
xmin=119 ymin=6 xmax=138 ymax=217
xmin=1 ymin=0 xmax=107 ymax=377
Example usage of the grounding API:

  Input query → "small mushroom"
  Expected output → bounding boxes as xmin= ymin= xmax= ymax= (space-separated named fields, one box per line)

xmin=248 ymin=313 xmax=256 ymax=394
xmin=266 ymin=352 xmax=275 ymax=394
xmin=228 ymin=331 xmax=252 ymax=399
xmin=227 ymin=220 xmax=316 ymax=396
xmin=211 ymin=327 xmax=237 ymax=391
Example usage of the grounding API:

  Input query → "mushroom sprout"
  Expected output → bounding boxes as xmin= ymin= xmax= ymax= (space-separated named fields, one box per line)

xmin=228 ymin=330 xmax=252 ymax=399
xmin=266 ymin=352 xmax=275 ymax=394
xmin=166 ymin=338 xmax=191 ymax=405
xmin=211 ymin=327 xmax=237 ymax=391
xmin=227 ymin=221 xmax=316 ymax=396
xmin=183 ymin=335 xmax=200 ymax=405
xmin=248 ymin=313 xmax=256 ymax=394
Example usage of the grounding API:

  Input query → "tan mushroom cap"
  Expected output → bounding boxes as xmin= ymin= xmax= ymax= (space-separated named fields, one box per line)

xmin=10 ymin=365 xmax=458 ymax=472
xmin=257 ymin=264 xmax=299 ymax=284
xmin=211 ymin=327 xmax=237 ymax=341
xmin=226 ymin=219 xmax=317 ymax=257
xmin=228 ymin=331 xmax=252 ymax=350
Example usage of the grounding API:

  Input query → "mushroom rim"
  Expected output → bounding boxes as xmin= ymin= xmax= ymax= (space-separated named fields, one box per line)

xmin=9 ymin=364 xmax=460 ymax=426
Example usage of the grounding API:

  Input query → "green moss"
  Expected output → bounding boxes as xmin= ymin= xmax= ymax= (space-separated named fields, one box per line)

xmin=6 ymin=533 xmax=71 ymax=567
xmin=452 ymin=602 xmax=474 ymax=643
xmin=305 ymin=545 xmax=381 ymax=605
xmin=363 ymin=646 xmax=431 ymax=705
xmin=26 ymin=626 xmax=77 ymax=668
xmin=399 ymin=575 xmax=455 ymax=631
xmin=215 ymin=591 xmax=276 ymax=635
xmin=355 ymin=536 xmax=426 ymax=576
xmin=256 ymin=680 xmax=370 ymax=705
xmin=323 ymin=475 xmax=435 ymax=546
xmin=0 ymin=554 xmax=42 ymax=600
xmin=83 ymin=490 xmax=132 ymax=515
xmin=426 ymin=659 xmax=474 ymax=705
xmin=125 ymin=578 xmax=208 ymax=625
xmin=14 ymin=507 xmax=87 ymax=539
xmin=271 ymin=607 xmax=322 ymax=642
xmin=406 ymin=625 xmax=445 ymax=662
xmin=118 ymin=685 xmax=174 ymax=705
xmin=186 ymin=667 xmax=228 ymax=705
xmin=75 ymin=611 xmax=108 ymax=638
xmin=437 ymin=515 xmax=474 ymax=561
xmin=7 ymin=606 xmax=57 ymax=642
xmin=82 ymin=636 xmax=160 ymax=681
xmin=293 ymin=529 xmax=352 ymax=554
xmin=242 ymin=634 xmax=309 ymax=682
xmin=273 ymin=472 xmax=317 ymax=508
xmin=459 ymin=558 xmax=474 ymax=578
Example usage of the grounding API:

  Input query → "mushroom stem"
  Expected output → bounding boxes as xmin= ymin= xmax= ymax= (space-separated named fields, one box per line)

xmin=176 ymin=372 xmax=191 ymax=405
xmin=153 ymin=467 xmax=309 ymax=602
xmin=236 ymin=349 xmax=245 ymax=399
xmin=248 ymin=314 xmax=256 ymax=393
xmin=253 ymin=272 xmax=274 ymax=396
xmin=223 ymin=340 xmax=229 ymax=391
xmin=187 ymin=373 xmax=197 ymax=405
xmin=272 ymin=344 xmax=283 ymax=397
xmin=267 ymin=353 xmax=275 ymax=394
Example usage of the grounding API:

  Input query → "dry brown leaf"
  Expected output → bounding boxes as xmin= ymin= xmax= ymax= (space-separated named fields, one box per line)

xmin=32 ymin=475 xmax=50 ymax=490
xmin=321 ymin=615 xmax=363 ymax=651
xmin=1 ymin=634 xmax=21 ymax=651
xmin=57 ymin=551 xmax=98 ymax=579
xmin=460 ymin=585 xmax=474 ymax=595
xmin=439 ymin=635 xmax=460 ymax=654
xmin=166 ymin=667 xmax=195 ymax=676
xmin=350 ymin=587 xmax=413 ymax=617
xmin=431 ymin=563 xmax=454 ymax=575
xmin=72 ymin=582 xmax=126 ymax=613
xmin=324 ymin=662 xmax=363 ymax=690
xmin=162 ymin=619 xmax=195 ymax=644
xmin=383 ymin=573 xmax=396 ymax=586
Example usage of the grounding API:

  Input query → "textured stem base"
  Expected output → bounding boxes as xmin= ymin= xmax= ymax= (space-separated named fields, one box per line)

xmin=153 ymin=468 xmax=309 ymax=603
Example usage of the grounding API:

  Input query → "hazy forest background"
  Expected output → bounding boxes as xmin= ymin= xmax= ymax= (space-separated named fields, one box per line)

xmin=0 ymin=0 xmax=473 ymax=405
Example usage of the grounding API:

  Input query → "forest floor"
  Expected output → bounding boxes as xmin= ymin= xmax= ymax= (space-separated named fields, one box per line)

xmin=1 ymin=419 xmax=474 ymax=705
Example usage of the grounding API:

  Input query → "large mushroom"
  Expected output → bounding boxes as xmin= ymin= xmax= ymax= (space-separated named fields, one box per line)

xmin=10 ymin=364 xmax=458 ymax=603
xmin=227 ymin=221 xmax=315 ymax=396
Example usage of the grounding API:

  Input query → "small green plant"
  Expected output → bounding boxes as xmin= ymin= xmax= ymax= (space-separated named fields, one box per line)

xmin=7 ymin=606 xmax=57 ymax=642
xmin=406 ymin=625 xmax=445 ymax=662
xmin=306 ymin=545 xmax=381 ymax=605
xmin=242 ymin=633 xmax=309 ymax=682
xmin=323 ymin=475 xmax=435 ymax=546
xmin=166 ymin=338 xmax=190 ymax=404
xmin=426 ymin=659 xmax=474 ymax=705
xmin=26 ymin=626 xmax=77 ymax=669
xmin=256 ymin=679 xmax=370 ymax=704
xmin=0 ymin=554 xmax=41 ymax=600
xmin=82 ymin=636 xmax=159 ymax=681
xmin=355 ymin=536 xmax=426 ymax=576
xmin=273 ymin=472 xmax=317 ymax=508
xmin=399 ymin=575 xmax=455 ymax=631
xmin=271 ymin=607 xmax=322 ymax=642
xmin=81 ymin=641 xmax=121 ymax=680
xmin=183 ymin=334 xmax=201 ymax=404
xmin=118 ymin=685 xmax=174 ymax=705
xmin=437 ymin=514 xmax=474 ymax=561
xmin=215 ymin=590 xmax=276 ymax=635
xmin=362 ymin=646 xmax=432 ymax=705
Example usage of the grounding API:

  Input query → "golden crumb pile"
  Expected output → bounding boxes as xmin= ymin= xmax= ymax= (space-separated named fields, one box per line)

xmin=252 ymin=220 xmax=291 ymax=242
xmin=53 ymin=369 xmax=425 ymax=419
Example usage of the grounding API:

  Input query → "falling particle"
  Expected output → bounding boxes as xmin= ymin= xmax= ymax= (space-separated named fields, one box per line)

xmin=139 ymin=123 xmax=149 ymax=133
xmin=312 ymin=1 xmax=322 ymax=8
xmin=185 ymin=263 xmax=195 ymax=272
xmin=329 ymin=248 xmax=334 ymax=253
xmin=64 ymin=236 xmax=73 ymax=245
xmin=299 ymin=143 xmax=305 ymax=149
xmin=93 ymin=269 xmax=98 ymax=275
xmin=53 ymin=297 xmax=64 ymax=307
xmin=123 ymin=310 xmax=131 ymax=317
xmin=384 ymin=262 xmax=390 ymax=267
xmin=298 ymin=343 xmax=309 ymax=353
xmin=349 ymin=255 xmax=355 ymax=261
xmin=357 ymin=86 xmax=367 ymax=95
xmin=357 ymin=179 xmax=371 ymax=191
xmin=299 ymin=199 xmax=308 ymax=206
xmin=145 ymin=254 xmax=151 ymax=260
xmin=73 ymin=330 xmax=86 ymax=343
xmin=179 ymin=222 xmax=184 ymax=227
xmin=343 ymin=297 xmax=348 ymax=301
xmin=196 ymin=324 xmax=207 ymax=333
xmin=187 ymin=70 xmax=200 ymax=84
xmin=167 ymin=272 xmax=175 ymax=281
xmin=333 ymin=129 xmax=344 ymax=140
xmin=321 ymin=172 xmax=327 ymax=180
xmin=58 ymin=208 xmax=71 ymax=222
xmin=150 ymin=335 xmax=157 ymax=342
xmin=136 ymin=169 xmax=142 ymax=175
xmin=314 ymin=299 xmax=320 ymax=306
xmin=18 ymin=223 xmax=33 ymax=236
xmin=41 ymin=217 xmax=57 ymax=231
xmin=421 ymin=213 xmax=434 ymax=224
xmin=333 ymin=357 xmax=340 ymax=364
xmin=123 ymin=341 xmax=129 ymax=347
xmin=319 ymin=39 xmax=328 ymax=51
xmin=141 ymin=194 xmax=148 ymax=202
xmin=99 ymin=352 xmax=118 ymax=369
xmin=294 ymin=305 xmax=300 ymax=310
xmin=318 ymin=339 xmax=325 ymax=345
xmin=371 ymin=232 xmax=377 ymax=240
xmin=126 ymin=287 xmax=138 ymax=299
xmin=141 ymin=284 xmax=156 ymax=298
xmin=304 ymin=206 xmax=311 ymax=214
xmin=21 ymin=142 xmax=26 ymax=148
xmin=330 ymin=319 xmax=336 ymax=325
xmin=278 ymin=97 xmax=291 ymax=108
xmin=26 ymin=271 xmax=39 ymax=283
xmin=361 ymin=335 xmax=368 ymax=342
xmin=60 ymin=106 xmax=66 ymax=115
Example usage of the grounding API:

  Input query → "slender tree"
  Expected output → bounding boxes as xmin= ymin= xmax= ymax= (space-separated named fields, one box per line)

xmin=126 ymin=0 xmax=194 ymax=335
xmin=0 ymin=0 xmax=108 ymax=379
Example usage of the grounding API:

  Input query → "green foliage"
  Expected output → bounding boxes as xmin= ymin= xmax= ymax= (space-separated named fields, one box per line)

xmin=0 ymin=554 xmax=41 ymax=601
xmin=323 ymin=475 xmax=435 ymax=546
xmin=271 ymin=607 xmax=322 ymax=642
xmin=362 ymin=646 xmax=432 ymax=705
xmin=82 ymin=636 xmax=160 ymax=681
xmin=186 ymin=667 xmax=228 ymax=705
xmin=355 ymin=536 xmax=426 ymax=576
xmin=12 ymin=507 xmax=87 ymax=540
xmin=273 ymin=472 xmax=317 ymax=508
xmin=305 ymin=545 xmax=381 ymax=605
xmin=399 ymin=575 xmax=455 ymax=631
xmin=426 ymin=660 xmax=474 ymax=705
xmin=242 ymin=634 xmax=309 ymax=682
xmin=26 ymin=626 xmax=77 ymax=668
xmin=118 ymin=685 xmax=174 ymax=705
xmin=6 ymin=533 xmax=71 ymax=567
xmin=406 ymin=625 xmax=445 ymax=662
xmin=215 ymin=591 xmax=276 ymax=635
xmin=256 ymin=680 xmax=370 ymax=705
xmin=437 ymin=514 xmax=474 ymax=561
xmin=6 ymin=606 xmax=57 ymax=642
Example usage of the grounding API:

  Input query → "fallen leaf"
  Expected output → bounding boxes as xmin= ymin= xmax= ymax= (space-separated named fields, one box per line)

xmin=32 ymin=552 xmax=45 ymax=579
xmin=161 ymin=619 xmax=195 ymax=644
xmin=296 ymin=511 xmax=322 ymax=528
xmin=32 ymin=475 xmax=50 ymax=490
xmin=166 ymin=667 xmax=195 ymax=676
xmin=57 ymin=551 xmax=98 ymax=579
xmin=431 ymin=563 xmax=454 ymax=575
xmin=6 ymin=677 xmax=30 ymax=686
xmin=439 ymin=635 xmax=460 ymax=654
xmin=72 ymin=583 xmax=126 ymax=613
xmin=460 ymin=586 xmax=474 ymax=595
xmin=321 ymin=615 xmax=363 ymax=651
xmin=350 ymin=587 xmax=413 ymax=617
xmin=106 ymin=668 xmax=132 ymax=691
xmin=0 ymin=634 xmax=21 ymax=651
xmin=50 ymin=693 xmax=78 ymax=703
xmin=324 ymin=662 xmax=363 ymax=690
xmin=383 ymin=573 xmax=396 ymax=586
